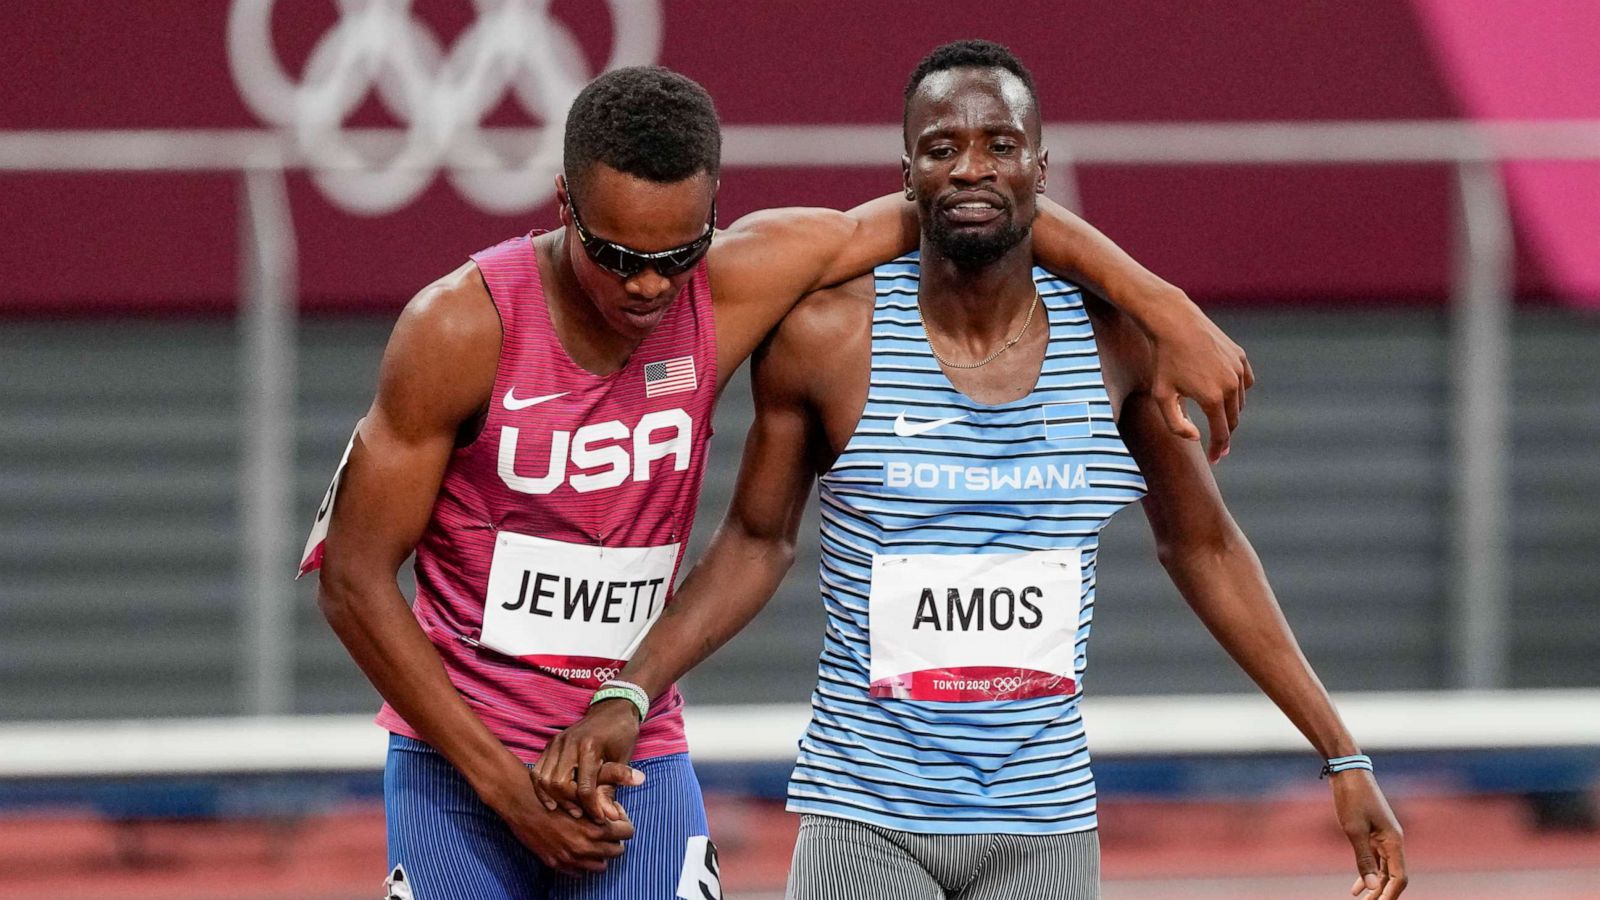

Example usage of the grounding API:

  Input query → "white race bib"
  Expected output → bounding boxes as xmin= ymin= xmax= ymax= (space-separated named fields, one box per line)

xmin=675 ymin=835 xmax=722 ymax=900
xmin=480 ymin=532 xmax=679 ymax=680
xmin=297 ymin=419 xmax=362 ymax=579
xmin=867 ymin=549 xmax=1082 ymax=701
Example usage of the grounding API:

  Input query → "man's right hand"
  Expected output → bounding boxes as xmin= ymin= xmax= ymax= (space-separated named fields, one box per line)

xmin=483 ymin=763 xmax=638 ymax=875
xmin=532 ymin=699 xmax=645 ymax=823
xmin=506 ymin=785 xmax=636 ymax=875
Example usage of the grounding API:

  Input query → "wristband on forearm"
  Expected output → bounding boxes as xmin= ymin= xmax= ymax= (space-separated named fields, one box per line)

xmin=589 ymin=679 xmax=649 ymax=722
xmin=1320 ymin=754 xmax=1373 ymax=779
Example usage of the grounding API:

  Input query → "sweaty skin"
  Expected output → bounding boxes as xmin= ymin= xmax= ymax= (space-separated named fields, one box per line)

xmin=537 ymin=68 xmax=1405 ymax=898
xmin=317 ymin=161 xmax=1249 ymax=874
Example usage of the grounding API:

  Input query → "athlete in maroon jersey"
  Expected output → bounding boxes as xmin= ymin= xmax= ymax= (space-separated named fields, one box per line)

xmin=306 ymin=66 xmax=1251 ymax=899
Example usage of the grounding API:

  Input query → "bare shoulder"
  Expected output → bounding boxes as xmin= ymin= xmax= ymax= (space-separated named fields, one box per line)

xmin=394 ymin=261 xmax=500 ymax=354
xmin=762 ymin=274 xmax=873 ymax=368
xmin=720 ymin=206 xmax=842 ymax=238
xmin=376 ymin=261 xmax=501 ymax=433
xmin=705 ymin=207 xmax=865 ymax=384
xmin=754 ymin=273 xmax=874 ymax=402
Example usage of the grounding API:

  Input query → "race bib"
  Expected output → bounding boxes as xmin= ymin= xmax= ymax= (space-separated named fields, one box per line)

xmin=297 ymin=419 xmax=362 ymax=579
xmin=480 ymin=531 xmax=679 ymax=682
xmin=675 ymin=835 xmax=722 ymax=900
xmin=867 ymin=549 xmax=1082 ymax=701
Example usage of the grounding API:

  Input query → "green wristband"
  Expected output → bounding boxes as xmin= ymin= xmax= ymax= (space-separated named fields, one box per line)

xmin=590 ymin=684 xmax=648 ymax=722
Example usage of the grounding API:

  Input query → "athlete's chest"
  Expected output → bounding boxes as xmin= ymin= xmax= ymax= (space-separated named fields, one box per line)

xmin=484 ymin=280 xmax=715 ymax=500
xmin=930 ymin=323 xmax=1051 ymax=405
xmin=848 ymin=401 xmax=1104 ymax=507
xmin=486 ymin=365 xmax=710 ymax=500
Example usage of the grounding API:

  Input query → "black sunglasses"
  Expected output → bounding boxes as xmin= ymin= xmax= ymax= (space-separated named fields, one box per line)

xmin=568 ymin=199 xmax=716 ymax=279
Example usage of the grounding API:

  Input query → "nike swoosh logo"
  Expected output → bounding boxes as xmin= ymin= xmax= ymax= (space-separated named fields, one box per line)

xmin=502 ymin=389 xmax=569 ymax=411
xmin=893 ymin=412 xmax=968 ymax=438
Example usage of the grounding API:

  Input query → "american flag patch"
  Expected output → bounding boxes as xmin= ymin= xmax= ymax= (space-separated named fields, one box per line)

xmin=643 ymin=355 xmax=697 ymax=398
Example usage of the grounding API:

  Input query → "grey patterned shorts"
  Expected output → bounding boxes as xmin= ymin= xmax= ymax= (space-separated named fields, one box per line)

xmin=785 ymin=814 xmax=1100 ymax=900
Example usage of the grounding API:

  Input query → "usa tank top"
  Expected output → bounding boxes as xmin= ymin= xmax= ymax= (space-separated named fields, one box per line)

xmin=376 ymin=233 xmax=718 ymax=763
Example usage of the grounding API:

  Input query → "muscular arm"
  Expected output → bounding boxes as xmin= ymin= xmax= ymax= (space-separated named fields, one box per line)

xmin=1120 ymin=393 xmax=1357 ymax=757
xmin=316 ymin=266 xmax=632 ymax=872
xmin=709 ymin=195 xmax=1251 ymax=458
xmin=318 ymin=266 xmax=519 ymax=799
xmin=707 ymin=194 xmax=918 ymax=387
xmin=1118 ymin=389 xmax=1407 ymax=899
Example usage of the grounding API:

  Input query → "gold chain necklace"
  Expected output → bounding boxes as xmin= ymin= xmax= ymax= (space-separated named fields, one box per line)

xmin=916 ymin=291 xmax=1040 ymax=370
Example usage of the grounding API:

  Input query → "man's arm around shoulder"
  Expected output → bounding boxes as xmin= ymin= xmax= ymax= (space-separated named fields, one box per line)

xmin=1031 ymin=197 xmax=1253 ymax=462
xmin=707 ymin=196 xmax=916 ymax=388
xmin=705 ymin=194 xmax=1256 ymax=463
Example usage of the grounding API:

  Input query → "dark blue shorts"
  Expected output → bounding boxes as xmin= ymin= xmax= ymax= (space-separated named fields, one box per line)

xmin=383 ymin=734 xmax=720 ymax=899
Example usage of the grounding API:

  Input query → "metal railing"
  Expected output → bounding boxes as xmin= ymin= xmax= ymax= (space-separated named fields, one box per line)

xmin=5 ymin=119 xmax=1599 ymax=711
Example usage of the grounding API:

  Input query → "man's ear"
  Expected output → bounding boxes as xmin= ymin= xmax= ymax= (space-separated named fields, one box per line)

xmin=555 ymin=174 xmax=572 ymax=225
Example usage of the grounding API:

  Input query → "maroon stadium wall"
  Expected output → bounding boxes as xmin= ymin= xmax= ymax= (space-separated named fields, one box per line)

xmin=1 ymin=0 xmax=1594 ymax=314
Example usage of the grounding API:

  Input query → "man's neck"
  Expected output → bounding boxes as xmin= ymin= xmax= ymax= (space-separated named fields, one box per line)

xmin=539 ymin=229 xmax=643 ymax=375
xmin=916 ymin=235 xmax=1039 ymax=341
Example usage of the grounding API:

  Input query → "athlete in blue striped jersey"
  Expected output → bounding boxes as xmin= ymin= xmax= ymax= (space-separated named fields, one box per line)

xmin=541 ymin=41 xmax=1407 ymax=900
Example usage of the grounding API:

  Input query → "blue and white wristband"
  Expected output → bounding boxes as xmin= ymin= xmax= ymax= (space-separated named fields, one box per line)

xmin=1321 ymin=754 xmax=1374 ymax=778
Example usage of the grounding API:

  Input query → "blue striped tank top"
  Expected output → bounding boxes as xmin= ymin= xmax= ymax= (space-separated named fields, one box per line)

xmin=784 ymin=254 xmax=1148 ymax=835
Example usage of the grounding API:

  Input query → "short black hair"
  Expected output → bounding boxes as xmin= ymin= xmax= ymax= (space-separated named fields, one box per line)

xmin=903 ymin=40 xmax=1040 ymax=140
xmin=563 ymin=66 xmax=721 ymax=202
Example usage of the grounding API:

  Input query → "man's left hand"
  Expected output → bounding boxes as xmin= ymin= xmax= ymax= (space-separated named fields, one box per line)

xmin=532 ymin=699 xmax=645 ymax=823
xmin=1332 ymin=770 xmax=1408 ymax=899
xmin=1144 ymin=295 xmax=1253 ymax=464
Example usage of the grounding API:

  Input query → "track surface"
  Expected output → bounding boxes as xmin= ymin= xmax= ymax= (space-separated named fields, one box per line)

xmin=1 ymin=793 xmax=1596 ymax=899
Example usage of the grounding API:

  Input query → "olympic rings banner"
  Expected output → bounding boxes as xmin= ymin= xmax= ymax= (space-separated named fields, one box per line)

xmin=1 ymin=0 xmax=1595 ymax=312
xmin=227 ymin=0 xmax=662 ymax=215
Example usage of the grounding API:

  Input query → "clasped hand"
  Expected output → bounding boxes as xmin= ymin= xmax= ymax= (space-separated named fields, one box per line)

xmin=533 ymin=697 xmax=647 ymax=826
xmin=494 ymin=701 xmax=644 ymax=875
